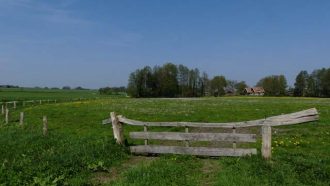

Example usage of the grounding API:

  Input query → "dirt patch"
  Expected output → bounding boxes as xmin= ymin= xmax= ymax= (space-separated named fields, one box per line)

xmin=92 ymin=156 xmax=157 ymax=185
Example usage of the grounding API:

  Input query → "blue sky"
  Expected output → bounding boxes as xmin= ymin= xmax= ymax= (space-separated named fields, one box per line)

xmin=0 ymin=0 xmax=329 ymax=89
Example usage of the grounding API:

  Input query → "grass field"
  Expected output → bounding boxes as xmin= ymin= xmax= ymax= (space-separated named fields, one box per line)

xmin=0 ymin=94 xmax=329 ymax=185
xmin=0 ymin=88 xmax=115 ymax=102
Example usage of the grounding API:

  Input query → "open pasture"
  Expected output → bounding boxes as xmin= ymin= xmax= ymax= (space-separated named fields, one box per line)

xmin=0 ymin=96 xmax=329 ymax=185
xmin=0 ymin=88 xmax=112 ymax=102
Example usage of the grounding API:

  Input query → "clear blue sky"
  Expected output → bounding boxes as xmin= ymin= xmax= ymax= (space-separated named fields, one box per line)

xmin=0 ymin=0 xmax=329 ymax=89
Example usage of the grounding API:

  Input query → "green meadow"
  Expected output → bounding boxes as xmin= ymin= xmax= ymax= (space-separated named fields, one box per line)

xmin=0 ymin=88 xmax=113 ymax=102
xmin=0 ymin=92 xmax=329 ymax=185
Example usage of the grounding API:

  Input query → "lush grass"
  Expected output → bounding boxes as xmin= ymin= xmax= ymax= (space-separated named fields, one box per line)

xmin=0 ymin=96 xmax=329 ymax=185
xmin=112 ymin=155 xmax=202 ymax=186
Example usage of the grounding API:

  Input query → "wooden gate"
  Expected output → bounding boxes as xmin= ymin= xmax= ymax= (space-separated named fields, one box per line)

xmin=102 ymin=108 xmax=318 ymax=159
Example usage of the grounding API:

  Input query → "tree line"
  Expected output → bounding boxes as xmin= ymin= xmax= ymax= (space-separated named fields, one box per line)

xmin=104 ymin=64 xmax=330 ymax=98
xmin=294 ymin=68 xmax=330 ymax=97
xmin=256 ymin=75 xmax=287 ymax=96
xmin=99 ymin=86 xmax=127 ymax=95
xmin=126 ymin=63 xmax=249 ymax=98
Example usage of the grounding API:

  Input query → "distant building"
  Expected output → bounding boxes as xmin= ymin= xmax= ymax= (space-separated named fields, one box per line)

xmin=224 ymin=86 xmax=236 ymax=96
xmin=244 ymin=87 xmax=265 ymax=96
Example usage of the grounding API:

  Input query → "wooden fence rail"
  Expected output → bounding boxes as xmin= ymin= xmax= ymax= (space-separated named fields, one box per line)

xmin=102 ymin=108 xmax=319 ymax=159
xmin=1 ymin=100 xmax=58 ymax=109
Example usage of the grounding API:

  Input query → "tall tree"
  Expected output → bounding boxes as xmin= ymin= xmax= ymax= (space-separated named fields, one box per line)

xmin=210 ymin=76 xmax=227 ymax=97
xmin=294 ymin=70 xmax=309 ymax=96
xmin=159 ymin=63 xmax=179 ymax=97
xmin=127 ymin=70 xmax=139 ymax=97
xmin=320 ymin=68 xmax=330 ymax=97
xmin=235 ymin=81 xmax=248 ymax=95
xmin=257 ymin=75 xmax=287 ymax=96
xmin=177 ymin=65 xmax=190 ymax=96
xmin=278 ymin=75 xmax=287 ymax=96
xmin=200 ymin=72 xmax=210 ymax=96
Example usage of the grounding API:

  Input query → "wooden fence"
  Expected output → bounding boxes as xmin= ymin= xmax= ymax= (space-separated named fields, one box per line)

xmin=0 ymin=98 xmax=91 ymax=110
xmin=102 ymin=108 xmax=319 ymax=159
xmin=0 ymin=100 xmax=57 ymax=110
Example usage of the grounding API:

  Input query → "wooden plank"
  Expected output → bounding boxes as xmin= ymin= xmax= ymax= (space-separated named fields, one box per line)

xmin=144 ymin=125 xmax=148 ymax=145
xmin=262 ymin=125 xmax=272 ymax=159
xmin=120 ymin=116 xmax=264 ymax=128
xmin=129 ymin=132 xmax=256 ymax=142
xmin=185 ymin=126 xmax=189 ymax=147
xmin=232 ymin=127 xmax=236 ymax=149
xmin=102 ymin=118 xmax=112 ymax=125
xmin=130 ymin=145 xmax=257 ymax=157
xmin=19 ymin=112 xmax=24 ymax=126
xmin=43 ymin=116 xmax=48 ymax=136
xmin=5 ymin=108 xmax=9 ymax=124
xmin=111 ymin=112 xmax=124 ymax=145
xmin=116 ymin=108 xmax=318 ymax=128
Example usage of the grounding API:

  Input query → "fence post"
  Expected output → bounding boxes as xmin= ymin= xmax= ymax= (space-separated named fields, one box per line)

xmin=185 ymin=126 xmax=189 ymax=147
xmin=144 ymin=125 xmax=148 ymax=145
xmin=39 ymin=100 xmax=42 ymax=104
xmin=232 ymin=127 xmax=237 ymax=149
xmin=5 ymin=108 xmax=9 ymax=124
xmin=110 ymin=112 xmax=124 ymax=145
xmin=1 ymin=105 xmax=4 ymax=115
xmin=13 ymin=101 xmax=16 ymax=109
xmin=262 ymin=125 xmax=272 ymax=159
xmin=43 ymin=116 xmax=48 ymax=136
xmin=20 ymin=112 xmax=24 ymax=126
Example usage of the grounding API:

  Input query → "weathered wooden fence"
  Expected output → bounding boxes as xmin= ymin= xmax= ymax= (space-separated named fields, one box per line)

xmin=0 ymin=98 xmax=91 ymax=109
xmin=102 ymin=108 xmax=319 ymax=159
xmin=0 ymin=100 xmax=57 ymax=109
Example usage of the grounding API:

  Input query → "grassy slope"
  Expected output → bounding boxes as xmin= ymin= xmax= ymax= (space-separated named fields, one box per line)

xmin=0 ymin=96 xmax=329 ymax=185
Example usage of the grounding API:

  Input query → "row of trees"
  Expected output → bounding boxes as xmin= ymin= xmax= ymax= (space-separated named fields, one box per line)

xmin=294 ymin=68 xmax=330 ymax=97
xmin=124 ymin=63 xmax=329 ymax=98
xmin=0 ymin=85 xmax=20 ymax=88
xmin=257 ymin=75 xmax=287 ymax=96
xmin=128 ymin=63 xmax=206 ymax=97
xmin=98 ymin=86 xmax=127 ymax=95
xmin=127 ymin=63 xmax=249 ymax=98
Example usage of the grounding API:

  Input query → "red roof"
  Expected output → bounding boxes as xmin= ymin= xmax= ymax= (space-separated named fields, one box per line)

xmin=245 ymin=87 xmax=265 ymax=94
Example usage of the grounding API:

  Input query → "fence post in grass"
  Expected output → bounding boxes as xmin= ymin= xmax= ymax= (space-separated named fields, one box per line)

xmin=262 ymin=125 xmax=272 ymax=159
xmin=185 ymin=126 xmax=189 ymax=147
xmin=144 ymin=125 xmax=148 ymax=146
xmin=232 ymin=127 xmax=236 ymax=149
xmin=110 ymin=112 xmax=124 ymax=145
xmin=19 ymin=112 xmax=24 ymax=126
xmin=1 ymin=104 xmax=4 ymax=115
xmin=5 ymin=108 xmax=9 ymax=124
xmin=39 ymin=100 xmax=42 ymax=104
xmin=43 ymin=116 xmax=48 ymax=136
xmin=13 ymin=101 xmax=16 ymax=109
